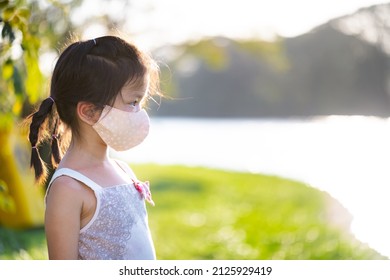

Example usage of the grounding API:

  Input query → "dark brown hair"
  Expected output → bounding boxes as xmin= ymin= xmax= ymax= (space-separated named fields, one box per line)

xmin=28 ymin=35 xmax=160 ymax=184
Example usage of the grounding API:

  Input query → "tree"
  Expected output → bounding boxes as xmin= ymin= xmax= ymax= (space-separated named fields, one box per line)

xmin=0 ymin=0 xmax=79 ymax=228
xmin=0 ymin=0 xmax=83 ymax=127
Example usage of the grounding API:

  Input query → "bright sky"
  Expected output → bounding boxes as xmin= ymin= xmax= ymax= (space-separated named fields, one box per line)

xmin=136 ymin=0 xmax=388 ymax=46
xmin=73 ymin=0 xmax=388 ymax=50
xmin=37 ymin=0 xmax=387 ymax=75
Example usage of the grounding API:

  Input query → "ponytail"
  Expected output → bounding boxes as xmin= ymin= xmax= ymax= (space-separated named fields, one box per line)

xmin=51 ymin=117 xmax=62 ymax=167
xmin=28 ymin=96 xmax=56 ymax=183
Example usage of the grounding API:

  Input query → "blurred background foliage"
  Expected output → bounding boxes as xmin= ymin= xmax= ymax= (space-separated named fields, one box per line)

xmin=153 ymin=4 xmax=390 ymax=118
xmin=0 ymin=1 xmax=81 ymax=230
xmin=0 ymin=0 xmax=80 ymax=127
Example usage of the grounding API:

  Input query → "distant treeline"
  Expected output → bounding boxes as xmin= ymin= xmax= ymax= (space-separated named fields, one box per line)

xmin=152 ymin=4 xmax=390 ymax=118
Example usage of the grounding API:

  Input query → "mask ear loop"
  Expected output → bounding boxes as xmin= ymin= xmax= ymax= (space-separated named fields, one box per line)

xmin=94 ymin=105 xmax=110 ymax=123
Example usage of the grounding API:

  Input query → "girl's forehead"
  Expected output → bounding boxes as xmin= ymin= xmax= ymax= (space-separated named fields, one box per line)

xmin=123 ymin=75 xmax=149 ymax=91
xmin=119 ymin=76 xmax=149 ymax=99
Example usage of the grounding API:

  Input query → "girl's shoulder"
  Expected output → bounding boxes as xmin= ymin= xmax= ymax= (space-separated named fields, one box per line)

xmin=45 ymin=177 xmax=85 ymax=224
xmin=49 ymin=175 xmax=87 ymax=193
xmin=46 ymin=174 xmax=93 ymax=207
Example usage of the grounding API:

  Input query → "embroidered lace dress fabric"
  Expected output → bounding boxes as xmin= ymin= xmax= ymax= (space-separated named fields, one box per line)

xmin=46 ymin=168 xmax=156 ymax=260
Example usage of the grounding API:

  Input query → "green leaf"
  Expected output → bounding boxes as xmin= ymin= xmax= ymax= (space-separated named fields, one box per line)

xmin=0 ymin=179 xmax=16 ymax=213
xmin=0 ymin=0 xmax=10 ymax=11
xmin=1 ymin=21 xmax=15 ymax=42
xmin=0 ymin=113 xmax=13 ymax=130
xmin=12 ymin=65 xmax=23 ymax=95
xmin=1 ymin=4 xmax=15 ymax=21
xmin=16 ymin=7 xmax=29 ymax=20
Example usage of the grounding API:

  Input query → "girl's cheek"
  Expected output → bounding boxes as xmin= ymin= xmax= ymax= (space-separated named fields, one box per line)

xmin=130 ymin=104 xmax=141 ymax=112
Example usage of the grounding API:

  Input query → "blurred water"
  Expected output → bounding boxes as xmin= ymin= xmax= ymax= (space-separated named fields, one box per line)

xmin=113 ymin=116 xmax=390 ymax=258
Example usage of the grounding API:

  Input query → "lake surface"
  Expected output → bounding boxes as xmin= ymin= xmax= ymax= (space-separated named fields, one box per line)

xmin=113 ymin=115 xmax=390 ymax=258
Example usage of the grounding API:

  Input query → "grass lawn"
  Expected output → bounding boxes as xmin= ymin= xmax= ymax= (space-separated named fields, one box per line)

xmin=0 ymin=164 xmax=386 ymax=260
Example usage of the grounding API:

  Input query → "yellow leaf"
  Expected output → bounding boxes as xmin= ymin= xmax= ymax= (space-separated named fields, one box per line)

xmin=12 ymin=98 xmax=22 ymax=116
xmin=2 ymin=62 xmax=14 ymax=80
xmin=1 ymin=5 xmax=16 ymax=21
xmin=24 ymin=52 xmax=43 ymax=104
xmin=16 ymin=7 xmax=30 ymax=20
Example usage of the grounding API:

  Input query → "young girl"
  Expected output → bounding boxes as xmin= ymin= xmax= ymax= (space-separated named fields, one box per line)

xmin=28 ymin=35 xmax=159 ymax=260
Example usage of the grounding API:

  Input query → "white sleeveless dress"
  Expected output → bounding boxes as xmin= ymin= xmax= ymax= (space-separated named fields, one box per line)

xmin=46 ymin=167 xmax=156 ymax=260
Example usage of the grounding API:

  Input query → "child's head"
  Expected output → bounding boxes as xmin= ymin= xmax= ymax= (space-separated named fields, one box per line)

xmin=28 ymin=35 xmax=160 ymax=183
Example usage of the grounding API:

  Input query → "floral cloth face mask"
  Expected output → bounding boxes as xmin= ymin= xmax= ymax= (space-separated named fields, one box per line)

xmin=92 ymin=106 xmax=150 ymax=151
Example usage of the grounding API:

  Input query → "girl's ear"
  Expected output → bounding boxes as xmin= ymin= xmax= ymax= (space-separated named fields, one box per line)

xmin=76 ymin=102 xmax=101 ymax=125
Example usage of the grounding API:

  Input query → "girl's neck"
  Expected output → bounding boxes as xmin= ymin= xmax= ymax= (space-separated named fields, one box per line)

xmin=60 ymin=136 xmax=110 ymax=169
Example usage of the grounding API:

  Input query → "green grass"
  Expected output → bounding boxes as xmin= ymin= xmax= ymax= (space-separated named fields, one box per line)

xmin=0 ymin=164 xmax=386 ymax=260
xmin=0 ymin=227 xmax=47 ymax=260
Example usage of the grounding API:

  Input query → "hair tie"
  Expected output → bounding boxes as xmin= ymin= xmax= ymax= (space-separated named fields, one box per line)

xmin=93 ymin=39 xmax=97 ymax=45
xmin=48 ymin=96 xmax=55 ymax=103
xmin=32 ymin=146 xmax=37 ymax=149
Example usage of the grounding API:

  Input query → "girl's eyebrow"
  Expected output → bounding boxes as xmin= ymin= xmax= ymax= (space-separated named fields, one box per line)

xmin=122 ymin=90 xmax=146 ymax=103
xmin=133 ymin=91 xmax=147 ymax=101
xmin=122 ymin=79 xmax=149 ymax=101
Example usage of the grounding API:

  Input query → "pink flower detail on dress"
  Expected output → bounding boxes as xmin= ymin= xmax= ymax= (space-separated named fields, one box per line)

xmin=132 ymin=179 xmax=155 ymax=206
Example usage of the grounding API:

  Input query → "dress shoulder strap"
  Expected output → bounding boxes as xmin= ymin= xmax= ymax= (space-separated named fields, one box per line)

xmin=46 ymin=168 xmax=103 ymax=200
xmin=114 ymin=159 xmax=137 ymax=179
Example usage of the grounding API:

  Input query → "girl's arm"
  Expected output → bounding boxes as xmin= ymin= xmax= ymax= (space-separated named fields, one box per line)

xmin=45 ymin=177 xmax=84 ymax=260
